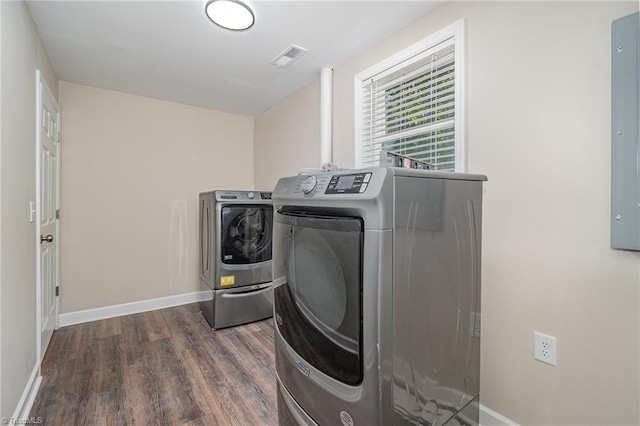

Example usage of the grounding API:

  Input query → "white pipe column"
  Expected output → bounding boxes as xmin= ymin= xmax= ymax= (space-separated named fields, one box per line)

xmin=320 ymin=67 xmax=333 ymax=165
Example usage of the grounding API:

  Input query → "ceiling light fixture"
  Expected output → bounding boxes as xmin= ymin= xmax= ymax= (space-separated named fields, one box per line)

xmin=205 ymin=0 xmax=255 ymax=31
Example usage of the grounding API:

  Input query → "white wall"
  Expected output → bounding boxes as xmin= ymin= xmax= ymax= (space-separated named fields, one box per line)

xmin=0 ymin=1 xmax=4 ymax=415
xmin=254 ymin=79 xmax=321 ymax=191
xmin=59 ymin=82 xmax=254 ymax=313
xmin=0 ymin=0 xmax=58 ymax=418
xmin=254 ymin=1 xmax=640 ymax=424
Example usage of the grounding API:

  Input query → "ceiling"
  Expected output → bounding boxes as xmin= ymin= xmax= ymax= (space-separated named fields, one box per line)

xmin=26 ymin=0 xmax=441 ymax=116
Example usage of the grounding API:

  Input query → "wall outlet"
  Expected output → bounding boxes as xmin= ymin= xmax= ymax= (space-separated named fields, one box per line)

xmin=534 ymin=331 xmax=557 ymax=366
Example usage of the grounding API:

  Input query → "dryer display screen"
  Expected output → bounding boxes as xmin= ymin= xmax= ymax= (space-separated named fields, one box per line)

xmin=325 ymin=173 xmax=371 ymax=194
xmin=336 ymin=175 xmax=356 ymax=190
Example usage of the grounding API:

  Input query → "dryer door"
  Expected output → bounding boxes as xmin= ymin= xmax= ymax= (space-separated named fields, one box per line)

xmin=274 ymin=209 xmax=363 ymax=385
xmin=220 ymin=205 xmax=273 ymax=265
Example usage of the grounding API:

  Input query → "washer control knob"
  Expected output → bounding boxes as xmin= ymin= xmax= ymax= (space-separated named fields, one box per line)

xmin=247 ymin=192 xmax=255 ymax=199
xmin=300 ymin=175 xmax=317 ymax=194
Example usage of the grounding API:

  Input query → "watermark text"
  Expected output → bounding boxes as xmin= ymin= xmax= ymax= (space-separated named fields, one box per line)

xmin=0 ymin=417 xmax=44 ymax=425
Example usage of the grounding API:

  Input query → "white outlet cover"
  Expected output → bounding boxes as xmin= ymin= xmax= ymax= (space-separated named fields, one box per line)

xmin=534 ymin=331 xmax=557 ymax=366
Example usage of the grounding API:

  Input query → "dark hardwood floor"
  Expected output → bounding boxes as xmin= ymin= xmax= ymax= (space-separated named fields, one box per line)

xmin=30 ymin=303 xmax=278 ymax=425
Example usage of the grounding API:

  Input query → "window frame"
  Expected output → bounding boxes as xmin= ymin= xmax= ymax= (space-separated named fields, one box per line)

xmin=354 ymin=18 xmax=466 ymax=172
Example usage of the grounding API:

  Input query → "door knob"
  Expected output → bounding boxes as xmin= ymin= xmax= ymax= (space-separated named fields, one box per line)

xmin=40 ymin=234 xmax=54 ymax=243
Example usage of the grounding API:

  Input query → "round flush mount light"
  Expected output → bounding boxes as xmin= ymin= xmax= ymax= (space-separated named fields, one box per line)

xmin=205 ymin=0 xmax=255 ymax=31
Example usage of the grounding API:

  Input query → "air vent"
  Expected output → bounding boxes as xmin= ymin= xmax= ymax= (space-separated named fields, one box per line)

xmin=271 ymin=44 xmax=308 ymax=69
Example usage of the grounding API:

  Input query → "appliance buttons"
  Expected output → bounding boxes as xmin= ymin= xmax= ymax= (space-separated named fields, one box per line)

xmin=247 ymin=192 xmax=255 ymax=199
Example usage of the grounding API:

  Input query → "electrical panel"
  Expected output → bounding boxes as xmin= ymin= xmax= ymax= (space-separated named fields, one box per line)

xmin=611 ymin=12 xmax=640 ymax=251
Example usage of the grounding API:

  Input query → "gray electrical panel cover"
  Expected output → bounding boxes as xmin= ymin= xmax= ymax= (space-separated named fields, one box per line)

xmin=611 ymin=12 xmax=640 ymax=251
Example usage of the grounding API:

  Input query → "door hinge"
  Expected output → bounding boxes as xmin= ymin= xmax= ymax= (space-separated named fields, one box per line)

xmin=57 ymin=132 xmax=61 ymax=144
xmin=56 ymin=209 xmax=59 ymax=219
xmin=55 ymin=286 xmax=59 ymax=297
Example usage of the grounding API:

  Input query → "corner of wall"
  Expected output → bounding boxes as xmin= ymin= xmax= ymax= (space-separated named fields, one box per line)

xmin=36 ymin=37 xmax=58 ymax=100
xmin=253 ymin=78 xmax=321 ymax=190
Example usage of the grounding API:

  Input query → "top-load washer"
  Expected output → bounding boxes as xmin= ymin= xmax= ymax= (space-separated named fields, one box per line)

xmin=272 ymin=167 xmax=486 ymax=425
xmin=199 ymin=190 xmax=273 ymax=329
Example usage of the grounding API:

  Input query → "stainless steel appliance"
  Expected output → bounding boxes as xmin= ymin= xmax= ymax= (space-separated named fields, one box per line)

xmin=199 ymin=190 xmax=273 ymax=329
xmin=272 ymin=167 xmax=486 ymax=425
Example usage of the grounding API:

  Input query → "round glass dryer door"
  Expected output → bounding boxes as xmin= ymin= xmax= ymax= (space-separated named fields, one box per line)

xmin=221 ymin=205 xmax=273 ymax=264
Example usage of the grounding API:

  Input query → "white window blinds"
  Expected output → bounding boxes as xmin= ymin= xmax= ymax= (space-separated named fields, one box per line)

xmin=359 ymin=39 xmax=457 ymax=170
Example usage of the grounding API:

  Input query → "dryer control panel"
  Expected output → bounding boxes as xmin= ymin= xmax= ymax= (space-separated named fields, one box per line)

xmin=325 ymin=172 xmax=372 ymax=194
xmin=281 ymin=168 xmax=385 ymax=198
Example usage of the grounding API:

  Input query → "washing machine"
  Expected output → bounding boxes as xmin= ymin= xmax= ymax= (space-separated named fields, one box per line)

xmin=199 ymin=190 xmax=273 ymax=329
xmin=272 ymin=167 xmax=486 ymax=425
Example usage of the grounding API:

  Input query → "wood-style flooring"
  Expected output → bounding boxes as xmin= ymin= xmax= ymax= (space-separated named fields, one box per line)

xmin=30 ymin=303 xmax=278 ymax=425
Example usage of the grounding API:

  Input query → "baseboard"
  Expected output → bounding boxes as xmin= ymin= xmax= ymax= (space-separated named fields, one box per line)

xmin=11 ymin=363 xmax=42 ymax=421
xmin=59 ymin=291 xmax=210 ymax=327
xmin=480 ymin=404 xmax=519 ymax=426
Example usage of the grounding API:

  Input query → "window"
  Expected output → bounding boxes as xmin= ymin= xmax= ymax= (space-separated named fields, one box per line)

xmin=355 ymin=19 xmax=465 ymax=171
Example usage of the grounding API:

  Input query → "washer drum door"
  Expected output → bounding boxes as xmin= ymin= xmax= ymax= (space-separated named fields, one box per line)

xmin=220 ymin=205 xmax=273 ymax=265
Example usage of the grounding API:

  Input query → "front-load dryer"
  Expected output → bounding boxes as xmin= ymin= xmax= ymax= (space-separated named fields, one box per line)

xmin=199 ymin=190 xmax=273 ymax=329
xmin=272 ymin=167 xmax=486 ymax=425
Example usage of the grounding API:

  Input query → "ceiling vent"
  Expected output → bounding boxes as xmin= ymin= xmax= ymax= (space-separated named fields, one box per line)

xmin=271 ymin=44 xmax=308 ymax=69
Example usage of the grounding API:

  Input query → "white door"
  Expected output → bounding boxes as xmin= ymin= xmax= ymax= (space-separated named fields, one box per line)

xmin=36 ymin=71 xmax=60 ymax=361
